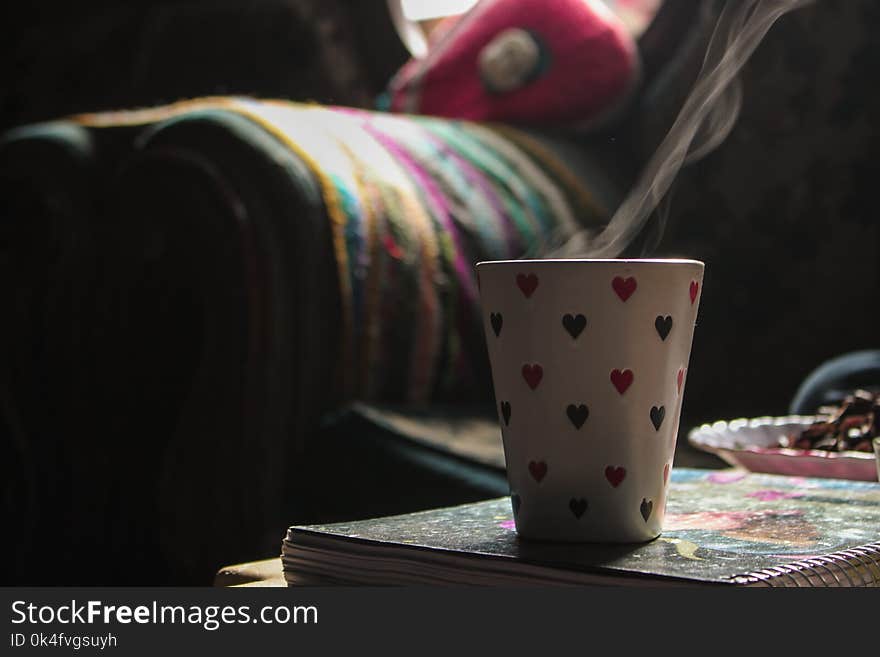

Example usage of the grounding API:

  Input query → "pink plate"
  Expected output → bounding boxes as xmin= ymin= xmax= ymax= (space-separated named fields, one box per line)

xmin=688 ymin=416 xmax=878 ymax=481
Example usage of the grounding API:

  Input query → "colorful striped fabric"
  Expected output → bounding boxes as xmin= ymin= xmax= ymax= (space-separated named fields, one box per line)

xmin=74 ymin=98 xmax=606 ymax=403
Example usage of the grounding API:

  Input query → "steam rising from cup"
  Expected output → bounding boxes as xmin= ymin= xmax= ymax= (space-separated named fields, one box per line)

xmin=549 ymin=0 xmax=813 ymax=259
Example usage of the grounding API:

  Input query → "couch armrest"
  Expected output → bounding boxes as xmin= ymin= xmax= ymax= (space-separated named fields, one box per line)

xmin=1 ymin=100 xmax=616 ymax=582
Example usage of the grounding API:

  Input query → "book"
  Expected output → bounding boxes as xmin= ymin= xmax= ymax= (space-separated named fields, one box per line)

xmin=282 ymin=468 xmax=880 ymax=587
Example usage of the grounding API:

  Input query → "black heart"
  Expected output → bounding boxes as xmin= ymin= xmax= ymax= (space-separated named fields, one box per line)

xmin=511 ymin=494 xmax=521 ymax=516
xmin=650 ymin=405 xmax=665 ymax=431
xmin=566 ymin=404 xmax=589 ymax=429
xmin=562 ymin=313 xmax=587 ymax=339
xmin=655 ymin=315 xmax=673 ymax=341
xmin=500 ymin=401 xmax=512 ymax=426
xmin=490 ymin=313 xmax=503 ymax=337
xmin=640 ymin=498 xmax=653 ymax=522
xmin=569 ymin=497 xmax=588 ymax=519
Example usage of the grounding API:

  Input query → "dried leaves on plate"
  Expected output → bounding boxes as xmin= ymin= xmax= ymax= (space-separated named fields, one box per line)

xmin=780 ymin=390 xmax=879 ymax=453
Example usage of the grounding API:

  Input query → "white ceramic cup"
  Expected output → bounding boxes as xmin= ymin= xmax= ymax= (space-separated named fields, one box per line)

xmin=477 ymin=259 xmax=704 ymax=542
xmin=873 ymin=437 xmax=880 ymax=482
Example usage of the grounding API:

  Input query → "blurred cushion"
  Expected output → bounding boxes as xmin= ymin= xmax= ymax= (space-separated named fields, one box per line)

xmin=387 ymin=0 xmax=639 ymax=127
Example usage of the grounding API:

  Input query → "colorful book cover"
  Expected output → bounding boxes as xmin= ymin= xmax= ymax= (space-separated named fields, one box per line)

xmin=282 ymin=469 xmax=880 ymax=586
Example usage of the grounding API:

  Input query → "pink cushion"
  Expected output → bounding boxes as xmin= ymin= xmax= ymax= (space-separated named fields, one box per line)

xmin=388 ymin=0 xmax=639 ymax=126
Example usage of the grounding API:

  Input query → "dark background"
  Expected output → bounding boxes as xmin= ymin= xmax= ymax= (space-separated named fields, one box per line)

xmin=0 ymin=0 xmax=407 ymax=131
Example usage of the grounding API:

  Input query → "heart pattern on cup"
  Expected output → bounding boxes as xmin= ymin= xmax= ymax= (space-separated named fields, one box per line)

xmin=650 ymin=405 xmax=665 ymax=431
xmin=605 ymin=465 xmax=626 ymax=488
xmin=610 ymin=369 xmax=634 ymax=395
xmin=654 ymin=315 xmax=672 ymax=341
xmin=522 ymin=364 xmax=543 ymax=390
xmin=490 ymin=312 xmax=503 ymax=337
xmin=483 ymin=264 xmax=701 ymax=538
xmin=612 ymin=276 xmax=637 ymax=302
xmin=516 ymin=273 xmax=539 ymax=298
xmin=500 ymin=401 xmax=512 ymax=426
xmin=528 ymin=460 xmax=548 ymax=482
xmin=569 ymin=497 xmax=588 ymax=519
xmin=566 ymin=403 xmax=589 ymax=429
xmin=562 ymin=313 xmax=587 ymax=339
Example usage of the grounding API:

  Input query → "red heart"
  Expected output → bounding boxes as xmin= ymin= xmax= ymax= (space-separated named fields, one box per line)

xmin=516 ymin=273 xmax=539 ymax=298
xmin=612 ymin=276 xmax=637 ymax=302
xmin=663 ymin=463 xmax=670 ymax=484
xmin=529 ymin=460 xmax=548 ymax=482
xmin=689 ymin=280 xmax=699 ymax=304
xmin=677 ymin=367 xmax=685 ymax=393
xmin=605 ymin=466 xmax=626 ymax=488
xmin=522 ymin=363 xmax=543 ymax=390
xmin=610 ymin=369 xmax=633 ymax=395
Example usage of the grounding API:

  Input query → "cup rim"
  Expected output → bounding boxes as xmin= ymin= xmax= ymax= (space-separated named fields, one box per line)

xmin=476 ymin=258 xmax=704 ymax=267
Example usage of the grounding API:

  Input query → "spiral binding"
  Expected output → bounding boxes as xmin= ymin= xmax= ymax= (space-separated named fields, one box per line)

xmin=729 ymin=541 xmax=880 ymax=587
